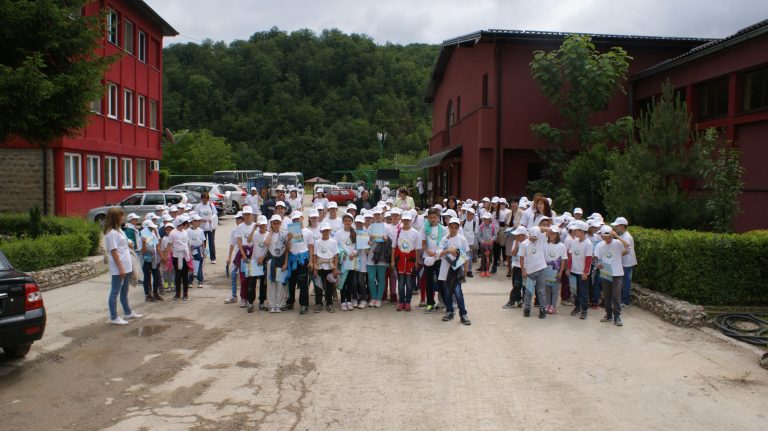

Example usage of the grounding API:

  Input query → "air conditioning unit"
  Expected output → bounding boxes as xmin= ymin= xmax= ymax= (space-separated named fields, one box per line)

xmin=149 ymin=160 xmax=160 ymax=171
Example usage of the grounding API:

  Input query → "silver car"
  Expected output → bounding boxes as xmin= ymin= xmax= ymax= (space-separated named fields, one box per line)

xmin=217 ymin=183 xmax=247 ymax=214
xmin=86 ymin=191 xmax=199 ymax=223
xmin=169 ymin=182 xmax=228 ymax=215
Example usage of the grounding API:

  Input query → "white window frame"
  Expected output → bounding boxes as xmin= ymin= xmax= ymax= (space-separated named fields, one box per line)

xmin=86 ymin=155 xmax=101 ymax=190
xmin=123 ymin=19 xmax=134 ymax=54
xmin=135 ymin=159 xmax=146 ymax=189
xmin=64 ymin=153 xmax=82 ymax=192
xmin=107 ymin=10 xmax=118 ymax=45
xmin=149 ymin=100 xmax=158 ymax=129
xmin=137 ymin=95 xmax=146 ymax=126
xmin=123 ymin=88 xmax=133 ymax=123
xmin=138 ymin=31 xmax=147 ymax=63
xmin=105 ymin=156 xmax=118 ymax=190
xmin=122 ymin=158 xmax=133 ymax=189
xmin=107 ymin=83 xmax=118 ymax=119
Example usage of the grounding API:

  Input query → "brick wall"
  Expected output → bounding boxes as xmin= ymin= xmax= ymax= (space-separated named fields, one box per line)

xmin=0 ymin=148 xmax=54 ymax=215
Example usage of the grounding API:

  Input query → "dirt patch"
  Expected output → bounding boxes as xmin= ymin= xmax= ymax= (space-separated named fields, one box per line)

xmin=0 ymin=318 xmax=222 ymax=430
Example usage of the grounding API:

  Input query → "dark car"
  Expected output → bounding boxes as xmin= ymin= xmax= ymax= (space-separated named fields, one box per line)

xmin=0 ymin=250 xmax=46 ymax=358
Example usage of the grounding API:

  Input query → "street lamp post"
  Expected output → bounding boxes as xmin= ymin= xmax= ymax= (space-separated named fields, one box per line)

xmin=376 ymin=131 xmax=387 ymax=160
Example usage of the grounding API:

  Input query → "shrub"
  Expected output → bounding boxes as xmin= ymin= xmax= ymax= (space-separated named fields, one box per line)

xmin=1 ymin=233 xmax=91 ymax=272
xmin=0 ymin=213 xmax=101 ymax=256
xmin=632 ymin=227 xmax=768 ymax=306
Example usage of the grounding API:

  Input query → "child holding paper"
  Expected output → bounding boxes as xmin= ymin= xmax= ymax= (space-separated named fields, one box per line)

xmin=245 ymin=215 xmax=269 ymax=313
xmin=544 ymin=226 xmax=568 ymax=314
xmin=595 ymin=225 xmax=630 ymax=326
xmin=566 ymin=220 xmax=593 ymax=319
xmin=354 ymin=215 xmax=369 ymax=308
xmin=334 ymin=213 xmax=357 ymax=311
xmin=264 ymin=215 xmax=291 ymax=313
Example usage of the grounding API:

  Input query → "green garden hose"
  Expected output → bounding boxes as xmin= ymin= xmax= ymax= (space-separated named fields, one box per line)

xmin=713 ymin=313 xmax=768 ymax=347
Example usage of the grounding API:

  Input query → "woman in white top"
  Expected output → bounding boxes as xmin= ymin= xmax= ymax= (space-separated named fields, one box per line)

xmin=104 ymin=208 xmax=142 ymax=325
xmin=334 ymin=213 xmax=357 ymax=311
xmin=195 ymin=192 xmax=218 ymax=264
xmin=167 ymin=217 xmax=192 ymax=301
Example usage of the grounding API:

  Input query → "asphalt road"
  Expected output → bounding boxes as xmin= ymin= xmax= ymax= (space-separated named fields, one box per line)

xmin=1 ymin=215 xmax=767 ymax=430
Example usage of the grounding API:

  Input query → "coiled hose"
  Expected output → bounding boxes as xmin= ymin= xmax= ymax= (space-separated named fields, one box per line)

xmin=713 ymin=313 xmax=768 ymax=346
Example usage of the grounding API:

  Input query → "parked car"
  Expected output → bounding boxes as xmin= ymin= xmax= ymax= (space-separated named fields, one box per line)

xmin=325 ymin=188 xmax=357 ymax=205
xmin=168 ymin=182 xmax=228 ymax=215
xmin=314 ymin=184 xmax=339 ymax=195
xmin=335 ymin=182 xmax=356 ymax=191
xmin=0 ymin=250 xmax=46 ymax=358
xmin=218 ymin=183 xmax=247 ymax=213
xmin=86 ymin=191 xmax=199 ymax=223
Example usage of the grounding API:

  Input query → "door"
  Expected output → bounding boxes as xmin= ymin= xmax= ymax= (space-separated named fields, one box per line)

xmin=120 ymin=194 xmax=143 ymax=215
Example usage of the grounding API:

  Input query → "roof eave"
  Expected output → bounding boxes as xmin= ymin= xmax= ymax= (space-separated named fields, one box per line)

xmin=131 ymin=0 xmax=179 ymax=37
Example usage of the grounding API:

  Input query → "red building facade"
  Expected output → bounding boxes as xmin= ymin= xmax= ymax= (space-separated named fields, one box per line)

xmin=0 ymin=0 xmax=177 ymax=216
xmin=422 ymin=24 xmax=768 ymax=231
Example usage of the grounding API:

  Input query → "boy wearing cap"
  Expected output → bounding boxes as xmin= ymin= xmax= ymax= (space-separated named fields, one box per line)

xmin=313 ymin=224 xmax=338 ymax=312
xmin=286 ymin=188 xmax=303 ymax=214
xmin=264 ymin=215 xmax=291 ymax=313
xmin=245 ymin=216 xmax=270 ymax=312
xmin=566 ymin=221 xmax=593 ymax=319
xmin=519 ymin=226 xmax=552 ymax=318
xmin=187 ymin=215 xmax=207 ymax=288
xmin=245 ymin=187 xmax=261 ymax=211
xmin=225 ymin=212 xmax=245 ymax=304
xmin=477 ymin=213 xmax=496 ymax=276
xmin=421 ymin=208 xmax=445 ymax=312
xmin=438 ymin=217 xmax=471 ymax=325
xmin=236 ymin=207 xmax=257 ymax=307
xmin=167 ymin=216 xmax=192 ymax=301
xmin=312 ymin=188 xmax=329 ymax=211
xmin=461 ymin=207 xmax=479 ymax=277
xmin=611 ymin=217 xmax=637 ymax=307
xmin=140 ymin=220 xmax=163 ymax=302
xmin=391 ymin=211 xmax=421 ymax=311
xmin=503 ymin=226 xmax=529 ymax=309
xmin=326 ymin=202 xmax=343 ymax=235
xmin=595 ymin=226 xmax=630 ymax=326
xmin=286 ymin=211 xmax=314 ymax=314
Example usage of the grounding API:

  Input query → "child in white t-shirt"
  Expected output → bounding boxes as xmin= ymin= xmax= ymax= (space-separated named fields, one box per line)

xmin=595 ymin=225 xmax=630 ymax=326
xmin=313 ymin=224 xmax=338 ymax=312
xmin=543 ymin=226 xmax=568 ymax=314
xmin=565 ymin=220 xmax=593 ymax=319
xmin=391 ymin=212 xmax=422 ymax=311
xmin=503 ymin=226 xmax=528 ymax=309
xmin=519 ymin=226 xmax=551 ymax=319
xmin=437 ymin=217 xmax=471 ymax=325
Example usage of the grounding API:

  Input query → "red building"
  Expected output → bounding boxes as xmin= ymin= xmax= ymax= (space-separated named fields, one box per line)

xmin=0 ymin=0 xmax=177 ymax=216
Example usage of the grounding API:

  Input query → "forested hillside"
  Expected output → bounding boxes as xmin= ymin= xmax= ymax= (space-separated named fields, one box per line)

xmin=162 ymin=28 xmax=439 ymax=177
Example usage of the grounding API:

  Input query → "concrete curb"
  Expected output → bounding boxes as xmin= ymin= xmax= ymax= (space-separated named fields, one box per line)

xmin=30 ymin=255 xmax=108 ymax=291
xmin=631 ymin=283 xmax=709 ymax=327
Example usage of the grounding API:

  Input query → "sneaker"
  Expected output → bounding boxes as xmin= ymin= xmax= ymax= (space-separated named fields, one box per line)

xmin=460 ymin=315 xmax=472 ymax=326
xmin=502 ymin=302 xmax=515 ymax=309
xmin=247 ymin=303 xmax=254 ymax=313
xmin=516 ymin=301 xmax=523 ymax=308
xmin=405 ymin=303 xmax=412 ymax=312
xmin=315 ymin=304 xmax=323 ymax=313
xmin=326 ymin=304 xmax=335 ymax=313
xmin=523 ymin=309 xmax=531 ymax=317
xmin=239 ymin=299 xmax=247 ymax=308
xmin=580 ymin=311 xmax=588 ymax=320
xmin=600 ymin=314 xmax=613 ymax=322
xmin=418 ymin=302 xmax=426 ymax=308
xmin=197 ymin=281 xmax=203 ymax=289
xmin=442 ymin=312 xmax=455 ymax=321
xmin=109 ymin=317 xmax=129 ymax=325
xmin=548 ymin=306 xmax=556 ymax=314
xmin=467 ymin=272 xmax=474 ymax=278
xmin=153 ymin=294 xmax=164 ymax=301
xmin=561 ymin=300 xmax=573 ymax=306
xmin=614 ymin=316 xmax=624 ymax=327
xmin=396 ymin=303 xmax=405 ymax=312
xmin=374 ymin=301 xmax=382 ymax=308
xmin=259 ymin=303 xmax=267 ymax=311
xmin=539 ymin=309 xmax=547 ymax=319
xmin=299 ymin=306 xmax=308 ymax=315
xmin=125 ymin=312 xmax=143 ymax=320
xmin=182 ymin=296 xmax=188 ymax=302
xmin=622 ymin=303 xmax=631 ymax=308
xmin=269 ymin=307 xmax=276 ymax=313
xmin=359 ymin=300 xmax=367 ymax=309
xmin=173 ymin=295 xmax=180 ymax=300
xmin=424 ymin=305 xmax=434 ymax=314
xmin=570 ymin=307 xmax=580 ymax=316
xmin=210 ymin=260 xmax=216 ymax=264
xmin=224 ymin=297 xmax=237 ymax=304
xmin=347 ymin=301 xmax=355 ymax=310
xmin=145 ymin=295 xmax=155 ymax=302
xmin=274 ymin=307 xmax=282 ymax=313
xmin=340 ymin=303 xmax=348 ymax=311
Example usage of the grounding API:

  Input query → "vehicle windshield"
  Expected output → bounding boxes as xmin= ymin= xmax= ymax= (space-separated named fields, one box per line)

xmin=213 ymin=172 xmax=237 ymax=183
xmin=278 ymin=175 xmax=297 ymax=186
xmin=0 ymin=253 xmax=10 ymax=271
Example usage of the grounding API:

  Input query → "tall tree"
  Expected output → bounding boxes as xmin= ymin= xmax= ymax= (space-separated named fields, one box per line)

xmin=161 ymin=130 xmax=236 ymax=175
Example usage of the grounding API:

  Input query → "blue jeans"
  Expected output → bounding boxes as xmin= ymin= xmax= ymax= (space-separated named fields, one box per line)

xmin=621 ymin=266 xmax=634 ymax=305
xmin=444 ymin=282 xmax=467 ymax=316
xmin=575 ymin=273 xmax=589 ymax=311
xmin=230 ymin=265 xmax=239 ymax=299
xmin=590 ymin=268 xmax=602 ymax=304
xmin=109 ymin=275 xmax=132 ymax=320
xmin=397 ymin=273 xmax=415 ymax=304
xmin=142 ymin=261 xmax=161 ymax=296
xmin=204 ymin=230 xmax=216 ymax=261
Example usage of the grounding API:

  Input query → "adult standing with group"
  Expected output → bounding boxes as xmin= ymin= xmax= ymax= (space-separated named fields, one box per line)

xmin=104 ymin=207 xmax=143 ymax=325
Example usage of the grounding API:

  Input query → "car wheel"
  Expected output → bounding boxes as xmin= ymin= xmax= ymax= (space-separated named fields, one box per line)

xmin=3 ymin=343 xmax=32 ymax=359
xmin=231 ymin=201 xmax=240 ymax=213
xmin=95 ymin=214 xmax=106 ymax=226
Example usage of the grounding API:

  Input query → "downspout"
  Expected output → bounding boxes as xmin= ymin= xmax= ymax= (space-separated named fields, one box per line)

xmin=42 ymin=145 xmax=48 ymax=215
xmin=494 ymin=38 xmax=503 ymax=196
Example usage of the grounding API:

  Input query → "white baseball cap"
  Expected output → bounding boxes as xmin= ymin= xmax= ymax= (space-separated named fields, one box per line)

xmin=191 ymin=214 xmax=202 ymax=221
xmin=269 ymin=215 xmax=283 ymax=223
xmin=364 ymin=212 xmax=373 ymax=218
xmin=448 ymin=217 xmax=461 ymax=225
xmin=401 ymin=212 xmax=413 ymax=221
xmin=600 ymin=225 xmax=614 ymax=236
xmin=342 ymin=212 xmax=354 ymax=220
xmin=257 ymin=215 xmax=268 ymax=225
xmin=172 ymin=217 xmax=184 ymax=227
xmin=154 ymin=205 xmax=164 ymax=211
xmin=275 ymin=201 xmax=286 ymax=208
xmin=354 ymin=215 xmax=365 ymax=223
xmin=235 ymin=211 xmax=244 ymax=219
xmin=550 ymin=226 xmax=561 ymax=234
xmin=588 ymin=212 xmax=602 ymax=220
xmin=611 ymin=217 xmax=629 ymax=226
xmin=127 ymin=213 xmax=140 ymax=221
xmin=528 ymin=226 xmax=542 ymax=239
xmin=162 ymin=214 xmax=173 ymax=222
xmin=313 ymin=203 xmax=325 ymax=211
xmin=290 ymin=211 xmax=303 ymax=220
xmin=573 ymin=220 xmax=589 ymax=231
xmin=242 ymin=206 xmax=254 ymax=214
xmin=163 ymin=222 xmax=174 ymax=229
xmin=251 ymin=186 xmax=257 ymax=191
xmin=588 ymin=219 xmax=602 ymax=229
xmin=142 ymin=220 xmax=157 ymax=229
xmin=465 ymin=207 xmax=476 ymax=214
xmin=169 ymin=205 xmax=179 ymax=212
xmin=309 ymin=209 xmax=319 ymax=218
xmin=391 ymin=208 xmax=402 ymax=215
xmin=573 ymin=208 xmax=583 ymax=215
xmin=443 ymin=209 xmax=457 ymax=218
xmin=512 ymin=226 xmax=528 ymax=236
xmin=347 ymin=203 xmax=357 ymax=210
xmin=327 ymin=201 xmax=338 ymax=209
xmin=316 ymin=187 xmax=324 ymax=193
xmin=491 ymin=197 xmax=499 ymax=204
xmin=482 ymin=197 xmax=490 ymax=203
xmin=481 ymin=212 xmax=492 ymax=219
xmin=319 ymin=223 xmax=331 ymax=231
xmin=384 ymin=211 xmax=392 ymax=218
xmin=372 ymin=207 xmax=383 ymax=215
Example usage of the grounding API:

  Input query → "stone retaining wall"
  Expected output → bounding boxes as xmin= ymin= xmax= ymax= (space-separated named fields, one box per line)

xmin=631 ymin=284 xmax=709 ymax=327
xmin=29 ymin=256 xmax=107 ymax=291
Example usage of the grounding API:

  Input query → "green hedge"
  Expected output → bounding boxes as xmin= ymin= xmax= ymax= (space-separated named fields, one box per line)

xmin=0 ymin=213 xmax=101 ymax=256
xmin=633 ymin=227 xmax=768 ymax=306
xmin=1 ymin=233 xmax=91 ymax=272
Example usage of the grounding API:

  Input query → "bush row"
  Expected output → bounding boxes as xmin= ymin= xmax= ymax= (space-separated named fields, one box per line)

xmin=632 ymin=227 xmax=768 ymax=306
xmin=1 ymin=233 xmax=92 ymax=272
xmin=0 ymin=213 xmax=101 ymax=256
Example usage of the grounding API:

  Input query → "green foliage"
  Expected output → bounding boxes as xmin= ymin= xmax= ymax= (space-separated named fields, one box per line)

xmin=562 ymin=144 xmax=609 ymax=213
xmin=633 ymin=227 xmax=768 ymax=306
xmin=0 ymin=0 xmax=115 ymax=144
xmin=162 ymin=29 xmax=438 ymax=177
xmin=159 ymin=169 xmax=170 ymax=190
xmin=2 ymin=233 xmax=91 ymax=272
xmin=603 ymin=82 xmax=744 ymax=231
xmin=28 ymin=206 xmax=42 ymax=238
xmin=161 ymin=129 xmax=236 ymax=175
xmin=0 ymin=213 xmax=101 ymax=256
xmin=528 ymin=35 xmax=633 ymax=209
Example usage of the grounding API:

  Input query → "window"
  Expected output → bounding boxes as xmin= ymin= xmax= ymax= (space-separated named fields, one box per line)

xmin=143 ymin=193 xmax=164 ymax=206
xmin=165 ymin=194 xmax=183 ymax=205
xmin=697 ymin=77 xmax=729 ymax=119
xmin=135 ymin=159 xmax=146 ymax=189
xmin=86 ymin=155 xmax=100 ymax=190
xmin=121 ymin=194 xmax=142 ymax=206
xmin=742 ymin=66 xmax=768 ymax=112
xmin=107 ymin=10 xmax=118 ymax=45
xmin=138 ymin=31 xmax=147 ymax=62
xmin=137 ymin=95 xmax=145 ymax=126
xmin=149 ymin=100 xmax=158 ymax=129
xmin=150 ymin=38 xmax=161 ymax=67
xmin=482 ymin=73 xmax=489 ymax=106
xmin=64 ymin=153 xmax=82 ymax=191
xmin=105 ymin=156 xmax=118 ymax=189
xmin=446 ymin=99 xmax=455 ymax=127
xmin=107 ymin=83 xmax=118 ymax=118
xmin=123 ymin=89 xmax=133 ymax=123
xmin=122 ymin=158 xmax=133 ymax=188
xmin=89 ymin=98 xmax=102 ymax=115
xmin=123 ymin=20 xmax=134 ymax=54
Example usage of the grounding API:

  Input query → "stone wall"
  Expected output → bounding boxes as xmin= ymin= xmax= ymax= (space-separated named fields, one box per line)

xmin=631 ymin=284 xmax=709 ymax=327
xmin=29 ymin=256 xmax=107 ymax=291
xmin=0 ymin=147 xmax=54 ymax=215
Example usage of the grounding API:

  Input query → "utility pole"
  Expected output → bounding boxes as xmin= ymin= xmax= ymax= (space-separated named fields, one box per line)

xmin=376 ymin=132 xmax=387 ymax=160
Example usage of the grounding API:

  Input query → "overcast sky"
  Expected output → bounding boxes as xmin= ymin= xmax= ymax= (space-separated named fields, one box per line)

xmin=145 ymin=0 xmax=768 ymax=46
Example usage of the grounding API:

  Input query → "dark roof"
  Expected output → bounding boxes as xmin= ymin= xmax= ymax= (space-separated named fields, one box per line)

xmin=129 ymin=0 xmax=179 ymax=37
xmin=632 ymin=19 xmax=768 ymax=80
xmin=425 ymin=29 xmax=713 ymax=102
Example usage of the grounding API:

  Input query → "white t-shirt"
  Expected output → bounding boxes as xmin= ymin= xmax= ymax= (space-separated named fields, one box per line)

xmin=568 ymin=238 xmax=594 ymax=275
xmin=314 ymin=238 xmax=338 ymax=270
xmin=290 ymin=228 xmax=314 ymax=255
xmin=267 ymin=230 xmax=289 ymax=257
xmin=235 ymin=222 xmax=255 ymax=246
xmin=249 ymin=230 xmax=269 ymax=262
xmin=421 ymin=222 xmax=446 ymax=254
xmin=596 ymin=239 xmax=625 ymax=277
xmin=229 ymin=223 xmax=241 ymax=247
xmin=195 ymin=203 xmax=215 ymax=231
xmin=105 ymin=229 xmax=132 ymax=275
xmin=334 ymin=229 xmax=357 ymax=270
xmin=245 ymin=194 xmax=261 ymax=211
xmin=520 ymin=238 xmax=547 ymax=274
xmin=187 ymin=227 xmax=205 ymax=247
xmin=168 ymin=228 xmax=190 ymax=260
xmin=286 ymin=196 xmax=303 ymax=212
xmin=381 ymin=186 xmax=390 ymax=201
xmin=462 ymin=217 xmax=478 ymax=246
xmin=314 ymin=197 xmax=329 ymax=210
xmin=620 ymin=231 xmax=637 ymax=267
xmin=326 ymin=216 xmax=343 ymax=235
xmin=393 ymin=228 xmax=422 ymax=253
xmin=544 ymin=242 xmax=568 ymax=266
xmin=437 ymin=234 xmax=469 ymax=281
